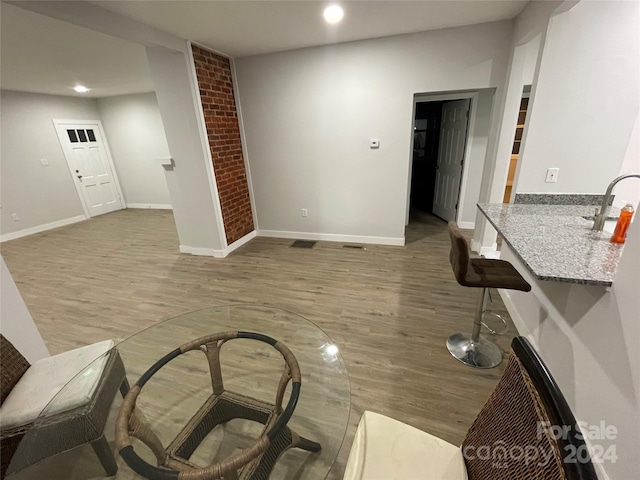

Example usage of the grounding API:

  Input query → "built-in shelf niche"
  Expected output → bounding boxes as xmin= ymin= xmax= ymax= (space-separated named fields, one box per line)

xmin=504 ymin=95 xmax=530 ymax=203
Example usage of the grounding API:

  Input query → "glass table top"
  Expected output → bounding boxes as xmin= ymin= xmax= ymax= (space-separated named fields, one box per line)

xmin=7 ymin=305 xmax=351 ymax=480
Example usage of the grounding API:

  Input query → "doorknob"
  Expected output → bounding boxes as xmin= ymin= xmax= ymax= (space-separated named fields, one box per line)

xmin=75 ymin=169 xmax=82 ymax=180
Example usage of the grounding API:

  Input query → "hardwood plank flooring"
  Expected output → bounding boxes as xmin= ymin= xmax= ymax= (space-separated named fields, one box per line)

xmin=1 ymin=208 xmax=517 ymax=479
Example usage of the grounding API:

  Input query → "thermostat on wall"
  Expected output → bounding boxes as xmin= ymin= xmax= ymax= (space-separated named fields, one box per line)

xmin=369 ymin=138 xmax=380 ymax=149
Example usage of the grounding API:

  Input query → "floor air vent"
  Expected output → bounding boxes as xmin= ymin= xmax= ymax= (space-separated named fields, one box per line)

xmin=291 ymin=240 xmax=317 ymax=249
xmin=343 ymin=245 xmax=364 ymax=249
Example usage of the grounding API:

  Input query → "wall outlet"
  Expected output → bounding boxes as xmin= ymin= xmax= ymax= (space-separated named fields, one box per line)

xmin=369 ymin=138 xmax=380 ymax=149
xmin=11 ymin=213 xmax=20 ymax=221
xmin=301 ymin=208 xmax=308 ymax=217
xmin=545 ymin=167 xmax=559 ymax=183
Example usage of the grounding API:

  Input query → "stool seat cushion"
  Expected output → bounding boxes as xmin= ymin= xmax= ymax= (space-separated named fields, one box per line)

xmin=0 ymin=340 xmax=114 ymax=429
xmin=466 ymin=258 xmax=532 ymax=291
xmin=343 ymin=411 xmax=468 ymax=480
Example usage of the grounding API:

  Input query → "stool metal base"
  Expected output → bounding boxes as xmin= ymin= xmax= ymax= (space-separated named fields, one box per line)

xmin=446 ymin=333 xmax=502 ymax=368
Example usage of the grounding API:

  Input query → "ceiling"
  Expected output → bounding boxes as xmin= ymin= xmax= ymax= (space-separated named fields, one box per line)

xmin=0 ymin=2 xmax=154 ymax=98
xmin=1 ymin=0 xmax=529 ymax=98
xmin=92 ymin=0 xmax=529 ymax=57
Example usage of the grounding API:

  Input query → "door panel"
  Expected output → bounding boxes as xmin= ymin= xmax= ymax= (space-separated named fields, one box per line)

xmin=57 ymin=122 xmax=123 ymax=217
xmin=432 ymin=99 xmax=470 ymax=222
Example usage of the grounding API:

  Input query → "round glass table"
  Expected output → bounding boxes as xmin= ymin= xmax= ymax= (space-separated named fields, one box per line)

xmin=7 ymin=305 xmax=351 ymax=480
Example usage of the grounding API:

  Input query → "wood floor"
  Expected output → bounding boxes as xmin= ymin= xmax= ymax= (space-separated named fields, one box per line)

xmin=1 ymin=208 xmax=517 ymax=479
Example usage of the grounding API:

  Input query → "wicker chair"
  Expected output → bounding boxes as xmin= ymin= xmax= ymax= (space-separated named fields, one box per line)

xmin=116 ymin=331 xmax=321 ymax=480
xmin=0 ymin=335 xmax=129 ymax=478
xmin=343 ymin=336 xmax=598 ymax=480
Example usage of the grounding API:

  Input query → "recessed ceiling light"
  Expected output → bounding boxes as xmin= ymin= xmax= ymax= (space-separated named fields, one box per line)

xmin=323 ymin=5 xmax=344 ymax=24
xmin=74 ymin=85 xmax=90 ymax=93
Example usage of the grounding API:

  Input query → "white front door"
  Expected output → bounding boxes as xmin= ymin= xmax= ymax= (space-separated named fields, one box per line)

xmin=432 ymin=99 xmax=470 ymax=222
xmin=55 ymin=121 xmax=124 ymax=218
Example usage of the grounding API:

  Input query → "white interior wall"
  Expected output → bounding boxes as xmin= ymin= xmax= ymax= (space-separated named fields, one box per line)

xmin=1 ymin=3 xmax=228 ymax=256
xmin=1 ymin=90 xmax=179 ymax=242
xmin=613 ymin=113 xmax=640 ymax=210
xmin=97 ymin=92 xmax=172 ymax=209
xmin=516 ymin=0 xmax=640 ymax=195
xmin=235 ymin=22 xmax=513 ymax=244
xmin=471 ymin=0 xmax=559 ymax=254
xmin=0 ymin=90 xmax=96 ymax=237
xmin=492 ymin=3 xmax=640 ymax=478
xmin=0 ymin=256 xmax=50 ymax=363
xmin=460 ymin=89 xmax=494 ymax=226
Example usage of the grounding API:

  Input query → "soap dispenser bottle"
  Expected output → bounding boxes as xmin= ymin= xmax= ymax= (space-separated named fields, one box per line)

xmin=610 ymin=203 xmax=634 ymax=244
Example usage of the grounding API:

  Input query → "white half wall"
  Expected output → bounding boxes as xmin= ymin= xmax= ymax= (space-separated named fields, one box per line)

xmin=516 ymin=0 xmax=640 ymax=194
xmin=0 ymin=256 xmax=49 ymax=363
xmin=97 ymin=92 xmax=172 ymax=208
xmin=235 ymin=22 xmax=512 ymax=242
xmin=499 ymin=214 xmax=640 ymax=480
xmin=0 ymin=90 xmax=96 ymax=236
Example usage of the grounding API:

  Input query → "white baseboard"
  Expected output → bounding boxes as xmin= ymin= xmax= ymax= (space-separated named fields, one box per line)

xmin=126 ymin=203 xmax=172 ymax=210
xmin=179 ymin=245 xmax=225 ymax=258
xmin=179 ymin=231 xmax=257 ymax=259
xmin=222 ymin=230 xmax=256 ymax=256
xmin=1 ymin=215 xmax=87 ymax=243
xmin=456 ymin=221 xmax=475 ymax=229
xmin=256 ymin=229 xmax=405 ymax=246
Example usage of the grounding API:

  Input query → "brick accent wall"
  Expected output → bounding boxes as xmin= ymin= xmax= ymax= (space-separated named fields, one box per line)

xmin=192 ymin=45 xmax=254 ymax=245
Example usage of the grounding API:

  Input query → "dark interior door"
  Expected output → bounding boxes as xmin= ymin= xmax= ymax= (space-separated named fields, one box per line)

xmin=410 ymin=101 xmax=444 ymax=213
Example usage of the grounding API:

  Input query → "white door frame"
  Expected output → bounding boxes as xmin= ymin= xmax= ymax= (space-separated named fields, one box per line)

xmin=53 ymin=119 xmax=126 ymax=218
xmin=405 ymin=91 xmax=478 ymax=226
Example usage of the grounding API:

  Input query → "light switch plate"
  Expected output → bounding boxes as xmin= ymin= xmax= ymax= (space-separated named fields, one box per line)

xmin=40 ymin=159 xmax=49 ymax=166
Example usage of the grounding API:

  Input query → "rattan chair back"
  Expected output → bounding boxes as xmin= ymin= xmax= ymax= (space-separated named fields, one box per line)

xmin=462 ymin=337 xmax=597 ymax=480
xmin=116 ymin=331 xmax=307 ymax=480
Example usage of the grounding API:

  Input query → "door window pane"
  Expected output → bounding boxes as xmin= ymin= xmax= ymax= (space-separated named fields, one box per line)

xmin=77 ymin=130 xmax=88 ymax=142
xmin=67 ymin=129 xmax=78 ymax=143
xmin=86 ymin=129 xmax=96 ymax=142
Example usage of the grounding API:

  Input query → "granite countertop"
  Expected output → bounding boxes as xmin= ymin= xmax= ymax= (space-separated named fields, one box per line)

xmin=477 ymin=203 xmax=624 ymax=286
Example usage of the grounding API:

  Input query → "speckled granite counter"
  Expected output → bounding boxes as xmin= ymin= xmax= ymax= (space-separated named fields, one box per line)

xmin=478 ymin=203 xmax=624 ymax=286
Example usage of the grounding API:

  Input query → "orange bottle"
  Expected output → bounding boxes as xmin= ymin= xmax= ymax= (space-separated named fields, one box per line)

xmin=610 ymin=204 xmax=634 ymax=244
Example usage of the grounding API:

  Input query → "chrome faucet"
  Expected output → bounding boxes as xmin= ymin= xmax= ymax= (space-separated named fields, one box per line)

xmin=592 ymin=173 xmax=640 ymax=231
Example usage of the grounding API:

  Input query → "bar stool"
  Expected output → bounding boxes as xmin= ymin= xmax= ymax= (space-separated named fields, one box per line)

xmin=446 ymin=222 xmax=531 ymax=368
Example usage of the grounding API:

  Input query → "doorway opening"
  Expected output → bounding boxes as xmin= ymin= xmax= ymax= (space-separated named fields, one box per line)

xmin=408 ymin=97 xmax=471 ymax=225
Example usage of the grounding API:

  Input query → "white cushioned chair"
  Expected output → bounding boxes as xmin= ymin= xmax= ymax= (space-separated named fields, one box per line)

xmin=0 ymin=335 xmax=128 ymax=478
xmin=344 ymin=337 xmax=597 ymax=480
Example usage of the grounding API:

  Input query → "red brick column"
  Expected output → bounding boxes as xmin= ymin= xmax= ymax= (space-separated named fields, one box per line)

xmin=192 ymin=45 xmax=254 ymax=245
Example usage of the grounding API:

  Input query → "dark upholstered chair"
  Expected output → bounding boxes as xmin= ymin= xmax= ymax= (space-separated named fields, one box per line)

xmin=446 ymin=221 xmax=531 ymax=368
xmin=343 ymin=337 xmax=598 ymax=480
xmin=0 ymin=335 xmax=129 ymax=478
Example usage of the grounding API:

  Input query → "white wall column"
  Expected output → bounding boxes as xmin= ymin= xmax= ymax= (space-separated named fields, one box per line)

xmin=146 ymin=46 xmax=226 ymax=255
xmin=1 ymin=256 xmax=50 ymax=363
